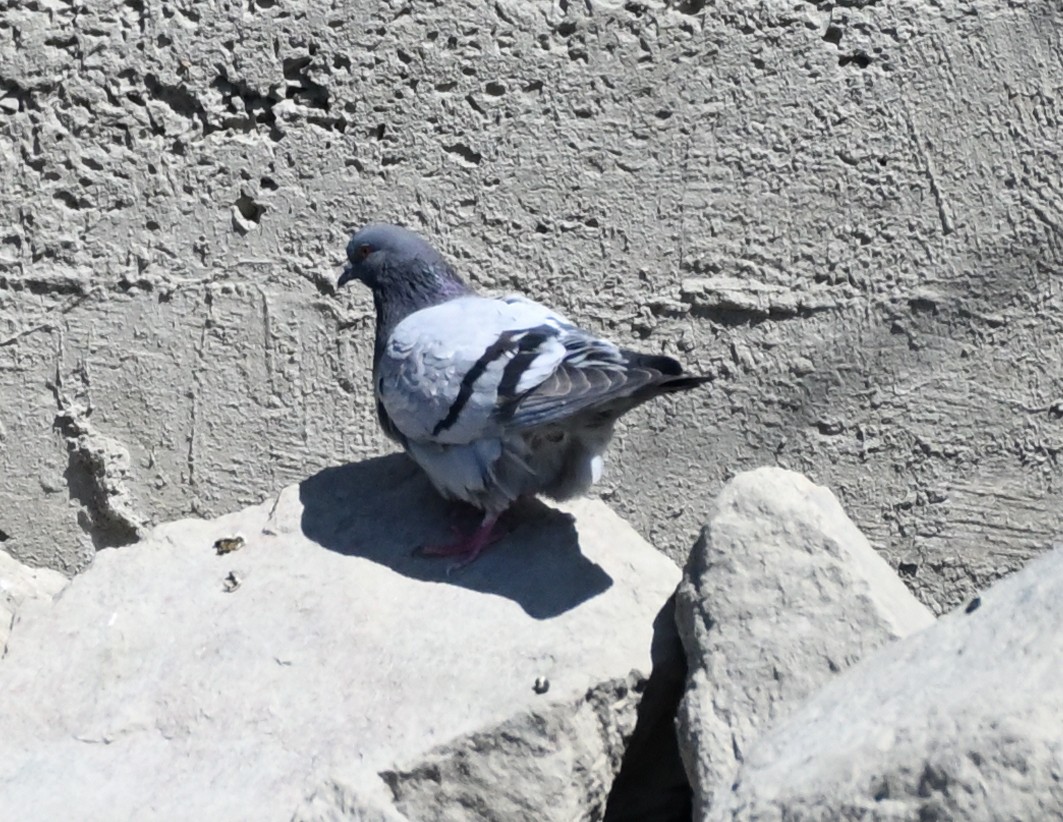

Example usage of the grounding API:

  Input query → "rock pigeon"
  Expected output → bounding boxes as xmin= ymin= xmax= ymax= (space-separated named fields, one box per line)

xmin=337 ymin=224 xmax=710 ymax=565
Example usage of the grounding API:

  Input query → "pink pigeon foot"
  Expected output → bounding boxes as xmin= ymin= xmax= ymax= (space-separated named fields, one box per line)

xmin=418 ymin=514 xmax=503 ymax=571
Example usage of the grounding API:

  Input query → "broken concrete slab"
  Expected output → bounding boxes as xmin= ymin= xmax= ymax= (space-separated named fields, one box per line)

xmin=676 ymin=467 xmax=934 ymax=817
xmin=0 ymin=549 xmax=67 ymax=653
xmin=0 ymin=454 xmax=681 ymax=821
xmin=714 ymin=544 xmax=1063 ymax=821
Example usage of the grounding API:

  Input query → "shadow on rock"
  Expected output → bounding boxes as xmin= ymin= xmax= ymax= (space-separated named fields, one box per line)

xmin=298 ymin=454 xmax=613 ymax=620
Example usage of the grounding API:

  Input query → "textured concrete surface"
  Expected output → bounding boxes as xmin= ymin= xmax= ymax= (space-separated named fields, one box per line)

xmin=1 ymin=0 xmax=1061 ymax=609
xmin=714 ymin=544 xmax=1063 ymax=821
xmin=676 ymin=468 xmax=934 ymax=817
xmin=0 ymin=454 xmax=681 ymax=821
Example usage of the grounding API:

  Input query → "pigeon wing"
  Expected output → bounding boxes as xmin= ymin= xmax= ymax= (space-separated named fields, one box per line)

xmin=495 ymin=339 xmax=708 ymax=430
xmin=377 ymin=295 xmax=570 ymax=445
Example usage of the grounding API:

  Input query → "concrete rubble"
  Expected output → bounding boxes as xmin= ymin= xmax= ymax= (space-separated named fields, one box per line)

xmin=3 ymin=463 xmax=1062 ymax=819
xmin=678 ymin=469 xmax=1063 ymax=821
xmin=712 ymin=543 xmax=1063 ymax=821
xmin=0 ymin=550 xmax=67 ymax=653
xmin=675 ymin=467 xmax=935 ymax=816
xmin=0 ymin=455 xmax=682 ymax=821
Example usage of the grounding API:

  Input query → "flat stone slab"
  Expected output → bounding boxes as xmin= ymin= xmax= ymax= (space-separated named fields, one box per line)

xmin=0 ymin=454 xmax=680 ymax=821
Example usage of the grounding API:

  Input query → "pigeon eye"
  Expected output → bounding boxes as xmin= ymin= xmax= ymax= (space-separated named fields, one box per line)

xmin=357 ymin=244 xmax=372 ymax=260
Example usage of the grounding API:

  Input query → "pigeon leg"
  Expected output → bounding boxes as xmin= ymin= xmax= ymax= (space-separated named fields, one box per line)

xmin=419 ymin=513 xmax=503 ymax=569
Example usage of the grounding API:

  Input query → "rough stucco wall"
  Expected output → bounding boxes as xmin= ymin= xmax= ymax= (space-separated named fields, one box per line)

xmin=0 ymin=0 xmax=1060 ymax=609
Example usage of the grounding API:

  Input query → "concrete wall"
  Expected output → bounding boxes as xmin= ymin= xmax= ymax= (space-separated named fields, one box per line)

xmin=1 ymin=0 xmax=1060 ymax=610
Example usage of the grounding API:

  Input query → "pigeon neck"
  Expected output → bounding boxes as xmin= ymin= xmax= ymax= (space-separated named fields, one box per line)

xmin=372 ymin=267 xmax=473 ymax=362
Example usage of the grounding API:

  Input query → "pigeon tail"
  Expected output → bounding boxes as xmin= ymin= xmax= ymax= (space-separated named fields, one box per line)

xmin=656 ymin=372 xmax=714 ymax=393
xmin=621 ymin=350 xmax=686 ymax=376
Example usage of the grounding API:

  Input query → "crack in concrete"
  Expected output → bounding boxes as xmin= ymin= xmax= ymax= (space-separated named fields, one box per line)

xmin=0 ymin=291 xmax=94 ymax=347
xmin=902 ymin=106 xmax=956 ymax=237
xmin=47 ymin=359 xmax=146 ymax=551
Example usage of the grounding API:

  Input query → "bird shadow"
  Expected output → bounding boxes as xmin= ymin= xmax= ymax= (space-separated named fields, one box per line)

xmin=298 ymin=454 xmax=614 ymax=620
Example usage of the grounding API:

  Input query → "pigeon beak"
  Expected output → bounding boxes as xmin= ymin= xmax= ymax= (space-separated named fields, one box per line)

xmin=337 ymin=265 xmax=355 ymax=289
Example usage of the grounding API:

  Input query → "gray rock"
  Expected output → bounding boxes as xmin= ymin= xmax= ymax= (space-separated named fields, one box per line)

xmin=715 ymin=544 xmax=1063 ymax=821
xmin=0 ymin=455 xmax=681 ymax=821
xmin=676 ymin=467 xmax=934 ymax=817
xmin=0 ymin=550 xmax=66 ymax=653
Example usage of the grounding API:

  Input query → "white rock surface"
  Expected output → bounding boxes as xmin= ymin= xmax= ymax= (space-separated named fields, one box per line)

xmin=715 ymin=544 xmax=1063 ymax=821
xmin=0 ymin=550 xmax=67 ymax=652
xmin=0 ymin=455 xmax=681 ymax=821
xmin=676 ymin=467 xmax=934 ymax=817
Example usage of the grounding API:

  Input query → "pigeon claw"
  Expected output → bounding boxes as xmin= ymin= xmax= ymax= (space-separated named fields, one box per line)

xmin=417 ymin=514 xmax=503 ymax=572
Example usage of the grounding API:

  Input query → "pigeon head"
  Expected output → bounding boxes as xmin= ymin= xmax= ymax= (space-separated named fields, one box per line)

xmin=338 ymin=224 xmax=454 ymax=291
xmin=338 ymin=223 xmax=474 ymax=341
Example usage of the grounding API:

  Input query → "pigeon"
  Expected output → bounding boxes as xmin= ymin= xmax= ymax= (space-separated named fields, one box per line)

xmin=337 ymin=223 xmax=710 ymax=565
